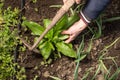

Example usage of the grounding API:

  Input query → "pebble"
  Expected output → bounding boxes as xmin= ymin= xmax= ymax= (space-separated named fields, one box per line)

xmin=43 ymin=71 xmax=50 ymax=78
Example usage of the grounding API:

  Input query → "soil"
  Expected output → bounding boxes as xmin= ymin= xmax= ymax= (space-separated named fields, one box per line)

xmin=4 ymin=0 xmax=120 ymax=80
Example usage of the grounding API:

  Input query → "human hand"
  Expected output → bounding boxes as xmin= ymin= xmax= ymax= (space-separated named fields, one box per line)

xmin=61 ymin=19 xmax=88 ymax=43
xmin=63 ymin=0 xmax=81 ymax=4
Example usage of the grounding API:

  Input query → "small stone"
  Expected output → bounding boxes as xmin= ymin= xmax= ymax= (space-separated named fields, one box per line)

xmin=51 ymin=64 xmax=53 ymax=67
xmin=95 ymin=39 xmax=102 ymax=47
xmin=93 ymin=47 xmax=97 ymax=50
xmin=43 ymin=71 xmax=50 ymax=78
xmin=38 ymin=71 xmax=41 ymax=75
xmin=56 ymin=66 xmax=61 ymax=71
xmin=78 ymin=68 xmax=82 ymax=73
xmin=97 ymin=74 xmax=104 ymax=80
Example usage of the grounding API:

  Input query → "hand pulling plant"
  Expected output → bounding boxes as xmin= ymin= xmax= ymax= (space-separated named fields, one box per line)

xmin=22 ymin=13 xmax=79 ymax=59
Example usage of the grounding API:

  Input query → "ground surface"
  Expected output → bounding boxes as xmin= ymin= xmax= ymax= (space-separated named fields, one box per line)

xmin=4 ymin=0 xmax=120 ymax=80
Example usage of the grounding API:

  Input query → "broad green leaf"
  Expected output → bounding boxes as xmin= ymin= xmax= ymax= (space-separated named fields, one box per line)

xmin=43 ymin=15 xmax=68 ymax=39
xmin=58 ymin=35 xmax=69 ymax=40
xmin=45 ymin=28 xmax=54 ymax=39
xmin=22 ymin=20 xmax=44 ymax=35
xmin=50 ymin=16 xmax=68 ymax=40
xmin=39 ymin=41 xmax=54 ymax=59
xmin=53 ymin=14 xmax=68 ymax=32
xmin=52 ymin=36 xmax=58 ymax=43
xmin=65 ymin=13 xmax=79 ymax=29
xmin=56 ymin=42 xmax=76 ymax=58
xmin=53 ymin=34 xmax=69 ymax=42
xmin=52 ymin=30 xmax=61 ymax=41
xmin=34 ymin=37 xmax=45 ymax=47
xmin=43 ymin=19 xmax=51 ymax=28
xmin=43 ymin=19 xmax=54 ymax=39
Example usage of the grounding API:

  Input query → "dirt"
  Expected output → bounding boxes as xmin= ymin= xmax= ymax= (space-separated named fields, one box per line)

xmin=4 ymin=0 xmax=120 ymax=80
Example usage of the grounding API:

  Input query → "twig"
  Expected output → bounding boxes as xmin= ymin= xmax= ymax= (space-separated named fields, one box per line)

xmin=19 ymin=37 xmax=40 ymax=53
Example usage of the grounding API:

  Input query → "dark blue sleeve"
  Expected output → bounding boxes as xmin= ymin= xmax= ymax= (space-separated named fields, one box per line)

xmin=80 ymin=0 xmax=111 ymax=23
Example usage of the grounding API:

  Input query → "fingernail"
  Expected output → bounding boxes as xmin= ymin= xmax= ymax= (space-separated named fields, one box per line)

xmin=61 ymin=31 xmax=65 ymax=34
xmin=65 ymin=40 xmax=70 ymax=43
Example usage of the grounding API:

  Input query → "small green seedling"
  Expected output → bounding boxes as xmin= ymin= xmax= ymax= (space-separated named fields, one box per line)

xmin=74 ymin=35 xmax=93 ymax=80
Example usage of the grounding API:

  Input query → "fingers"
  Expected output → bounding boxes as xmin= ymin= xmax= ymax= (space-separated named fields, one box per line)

xmin=61 ymin=18 xmax=88 ymax=43
xmin=76 ymin=0 xmax=81 ymax=4
xmin=65 ymin=35 xmax=74 ymax=43
xmin=61 ymin=30 xmax=70 ymax=35
xmin=63 ymin=0 xmax=81 ymax=4
xmin=61 ymin=30 xmax=74 ymax=43
xmin=63 ymin=0 xmax=67 ymax=4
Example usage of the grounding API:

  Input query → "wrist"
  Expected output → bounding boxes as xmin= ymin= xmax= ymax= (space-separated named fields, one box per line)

xmin=80 ymin=11 xmax=91 ymax=24
xmin=77 ymin=19 xmax=88 ymax=32
xmin=79 ymin=18 xmax=88 ymax=26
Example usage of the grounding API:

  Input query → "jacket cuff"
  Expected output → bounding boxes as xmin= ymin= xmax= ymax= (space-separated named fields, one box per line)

xmin=80 ymin=10 xmax=91 ymax=24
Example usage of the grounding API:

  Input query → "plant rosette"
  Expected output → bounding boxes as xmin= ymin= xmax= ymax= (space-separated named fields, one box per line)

xmin=22 ymin=13 xmax=79 ymax=59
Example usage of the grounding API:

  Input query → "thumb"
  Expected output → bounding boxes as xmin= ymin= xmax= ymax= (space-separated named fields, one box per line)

xmin=76 ymin=0 xmax=81 ymax=4
xmin=65 ymin=38 xmax=72 ymax=43
xmin=64 ymin=35 xmax=74 ymax=43
xmin=63 ymin=0 xmax=67 ymax=4
xmin=61 ymin=30 xmax=70 ymax=35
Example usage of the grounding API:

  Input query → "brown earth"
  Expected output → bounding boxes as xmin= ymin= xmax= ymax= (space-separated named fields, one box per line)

xmin=4 ymin=0 xmax=120 ymax=80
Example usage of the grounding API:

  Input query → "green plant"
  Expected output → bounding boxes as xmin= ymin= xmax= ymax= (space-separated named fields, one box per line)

xmin=88 ymin=15 xmax=120 ymax=39
xmin=74 ymin=36 xmax=85 ymax=80
xmin=74 ymin=36 xmax=93 ymax=80
xmin=0 ymin=4 xmax=19 ymax=79
xmin=80 ymin=37 xmax=120 ymax=80
xmin=0 ymin=20 xmax=17 ymax=79
xmin=105 ymin=68 xmax=120 ymax=80
xmin=97 ymin=37 xmax=120 ymax=80
xmin=3 ymin=7 xmax=19 ymax=27
xmin=22 ymin=13 xmax=79 ymax=59
xmin=88 ymin=16 xmax=102 ymax=39
xmin=103 ymin=16 xmax=120 ymax=22
xmin=0 ymin=3 xmax=26 ymax=79
xmin=16 ymin=66 xmax=26 ymax=80
xmin=81 ymin=68 xmax=93 ymax=80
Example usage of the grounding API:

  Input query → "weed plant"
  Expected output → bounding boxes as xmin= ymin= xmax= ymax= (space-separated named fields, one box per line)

xmin=78 ymin=37 xmax=120 ymax=80
xmin=22 ymin=11 xmax=80 ymax=60
xmin=0 ymin=2 xmax=26 ymax=80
